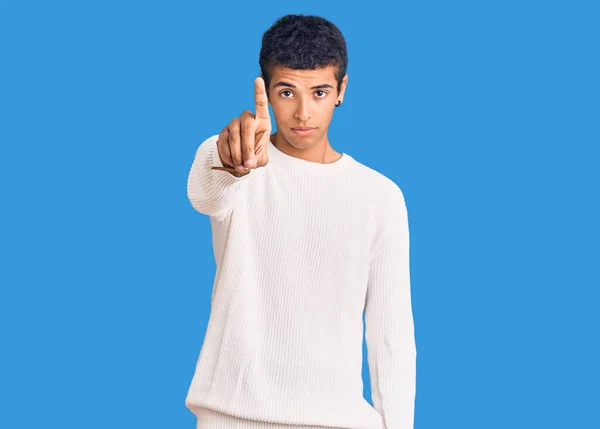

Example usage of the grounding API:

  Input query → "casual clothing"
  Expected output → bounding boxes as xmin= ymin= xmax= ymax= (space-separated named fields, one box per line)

xmin=184 ymin=134 xmax=416 ymax=429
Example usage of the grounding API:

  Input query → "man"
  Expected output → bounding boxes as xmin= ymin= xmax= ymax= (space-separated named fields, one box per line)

xmin=185 ymin=14 xmax=417 ymax=429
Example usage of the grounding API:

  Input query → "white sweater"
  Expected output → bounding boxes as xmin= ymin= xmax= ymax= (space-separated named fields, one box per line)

xmin=184 ymin=134 xmax=417 ymax=429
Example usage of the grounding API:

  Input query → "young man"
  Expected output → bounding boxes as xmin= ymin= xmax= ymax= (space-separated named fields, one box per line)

xmin=185 ymin=14 xmax=416 ymax=429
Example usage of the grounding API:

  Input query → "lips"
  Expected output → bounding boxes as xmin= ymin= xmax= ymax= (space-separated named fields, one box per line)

xmin=291 ymin=127 xmax=316 ymax=135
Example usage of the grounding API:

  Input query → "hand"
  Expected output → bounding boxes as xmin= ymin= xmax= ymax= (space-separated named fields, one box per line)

xmin=212 ymin=77 xmax=272 ymax=176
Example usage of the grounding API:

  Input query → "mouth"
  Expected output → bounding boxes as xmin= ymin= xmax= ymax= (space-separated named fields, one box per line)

xmin=291 ymin=127 xmax=316 ymax=135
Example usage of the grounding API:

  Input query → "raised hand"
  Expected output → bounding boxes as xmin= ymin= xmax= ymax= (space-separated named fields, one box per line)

xmin=212 ymin=77 xmax=272 ymax=176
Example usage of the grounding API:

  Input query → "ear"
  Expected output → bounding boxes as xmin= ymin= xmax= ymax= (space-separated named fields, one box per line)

xmin=338 ymin=74 xmax=348 ymax=103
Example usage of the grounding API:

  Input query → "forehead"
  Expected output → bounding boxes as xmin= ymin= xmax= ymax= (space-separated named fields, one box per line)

xmin=270 ymin=65 xmax=337 ymax=85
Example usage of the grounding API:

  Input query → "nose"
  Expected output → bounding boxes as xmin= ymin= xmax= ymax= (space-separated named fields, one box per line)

xmin=294 ymin=97 xmax=311 ymax=122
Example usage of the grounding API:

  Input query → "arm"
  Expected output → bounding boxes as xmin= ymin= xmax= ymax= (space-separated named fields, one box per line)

xmin=365 ymin=187 xmax=417 ymax=429
xmin=187 ymin=78 xmax=270 ymax=220
xmin=186 ymin=134 xmax=251 ymax=220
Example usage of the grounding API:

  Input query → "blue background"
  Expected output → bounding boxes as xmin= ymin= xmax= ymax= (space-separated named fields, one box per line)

xmin=1 ymin=1 xmax=598 ymax=428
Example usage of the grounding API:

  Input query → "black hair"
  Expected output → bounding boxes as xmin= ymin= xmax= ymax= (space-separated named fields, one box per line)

xmin=259 ymin=14 xmax=348 ymax=101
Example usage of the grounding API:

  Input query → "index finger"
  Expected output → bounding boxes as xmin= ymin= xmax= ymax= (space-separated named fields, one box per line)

xmin=254 ymin=77 xmax=270 ymax=120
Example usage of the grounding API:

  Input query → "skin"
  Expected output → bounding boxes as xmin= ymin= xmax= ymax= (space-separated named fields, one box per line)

xmin=212 ymin=65 xmax=348 ymax=177
xmin=267 ymin=65 xmax=348 ymax=163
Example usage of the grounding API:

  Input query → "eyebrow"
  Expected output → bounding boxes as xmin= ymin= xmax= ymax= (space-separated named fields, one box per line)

xmin=273 ymin=81 xmax=334 ymax=90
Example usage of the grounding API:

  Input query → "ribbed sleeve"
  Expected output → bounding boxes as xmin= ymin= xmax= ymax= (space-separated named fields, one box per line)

xmin=186 ymin=134 xmax=251 ymax=220
xmin=365 ymin=187 xmax=417 ymax=429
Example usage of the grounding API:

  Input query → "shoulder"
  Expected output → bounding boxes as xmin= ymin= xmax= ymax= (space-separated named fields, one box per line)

xmin=345 ymin=155 xmax=407 ymax=210
xmin=345 ymin=156 xmax=409 ymax=251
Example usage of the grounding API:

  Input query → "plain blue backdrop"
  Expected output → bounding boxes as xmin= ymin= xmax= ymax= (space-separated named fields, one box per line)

xmin=1 ymin=1 xmax=598 ymax=428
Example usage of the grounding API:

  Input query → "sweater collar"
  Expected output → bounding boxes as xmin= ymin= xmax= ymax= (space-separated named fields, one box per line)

xmin=267 ymin=140 xmax=353 ymax=176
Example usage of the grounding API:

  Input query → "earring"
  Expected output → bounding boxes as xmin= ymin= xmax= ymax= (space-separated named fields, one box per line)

xmin=335 ymin=101 xmax=341 ymax=107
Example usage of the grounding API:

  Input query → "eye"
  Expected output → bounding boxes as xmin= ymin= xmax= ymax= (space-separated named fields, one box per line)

xmin=278 ymin=90 xmax=329 ymax=98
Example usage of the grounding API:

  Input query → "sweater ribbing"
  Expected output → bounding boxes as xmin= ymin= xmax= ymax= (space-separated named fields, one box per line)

xmin=185 ymin=134 xmax=416 ymax=429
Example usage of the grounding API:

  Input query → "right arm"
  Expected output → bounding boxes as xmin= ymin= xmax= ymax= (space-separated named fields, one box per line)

xmin=186 ymin=134 xmax=251 ymax=219
xmin=186 ymin=76 xmax=271 ymax=220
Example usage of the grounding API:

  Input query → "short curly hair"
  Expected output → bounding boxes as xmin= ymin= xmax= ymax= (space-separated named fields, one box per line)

xmin=259 ymin=14 xmax=348 ymax=99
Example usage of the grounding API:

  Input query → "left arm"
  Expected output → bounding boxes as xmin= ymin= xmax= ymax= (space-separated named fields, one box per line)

xmin=364 ymin=187 xmax=417 ymax=429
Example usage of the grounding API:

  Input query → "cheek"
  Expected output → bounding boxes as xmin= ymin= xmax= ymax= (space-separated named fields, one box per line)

xmin=271 ymin=101 xmax=334 ymax=122
xmin=270 ymin=105 xmax=288 ymax=122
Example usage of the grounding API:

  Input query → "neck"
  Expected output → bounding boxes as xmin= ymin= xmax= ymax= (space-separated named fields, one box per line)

xmin=270 ymin=131 xmax=341 ymax=164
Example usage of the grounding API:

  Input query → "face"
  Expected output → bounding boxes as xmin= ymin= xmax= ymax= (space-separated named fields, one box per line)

xmin=263 ymin=65 xmax=348 ymax=152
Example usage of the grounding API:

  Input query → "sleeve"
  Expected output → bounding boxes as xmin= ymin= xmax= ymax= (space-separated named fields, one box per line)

xmin=186 ymin=134 xmax=252 ymax=220
xmin=364 ymin=186 xmax=417 ymax=429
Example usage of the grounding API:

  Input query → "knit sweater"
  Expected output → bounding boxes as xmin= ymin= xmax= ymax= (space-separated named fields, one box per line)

xmin=184 ymin=134 xmax=417 ymax=429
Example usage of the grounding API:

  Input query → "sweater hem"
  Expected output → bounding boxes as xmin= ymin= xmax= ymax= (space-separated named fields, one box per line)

xmin=193 ymin=406 xmax=345 ymax=429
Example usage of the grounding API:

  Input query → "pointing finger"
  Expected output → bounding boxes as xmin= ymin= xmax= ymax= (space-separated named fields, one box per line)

xmin=254 ymin=77 xmax=270 ymax=120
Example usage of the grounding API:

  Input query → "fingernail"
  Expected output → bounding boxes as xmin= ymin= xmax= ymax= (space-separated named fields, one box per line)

xmin=236 ymin=165 xmax=245 ymax=171
xmin=245 ymin=159 xmax=255 ymax=168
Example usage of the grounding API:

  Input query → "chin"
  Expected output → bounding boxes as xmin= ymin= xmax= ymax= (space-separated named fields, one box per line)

xmin=282 ymin=130 xmax=318 ymax=150
xmin=288 ymin=139 xmax=311 ymax=150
